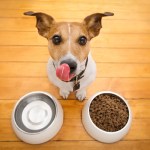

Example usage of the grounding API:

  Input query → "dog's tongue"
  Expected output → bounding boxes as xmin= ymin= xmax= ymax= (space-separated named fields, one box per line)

xmin=56 ymin=64 xmax=74 ymax=81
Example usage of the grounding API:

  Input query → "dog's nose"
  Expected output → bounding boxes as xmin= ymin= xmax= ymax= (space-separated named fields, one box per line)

xmin=60 ymin=59 xmax=77 ymax=73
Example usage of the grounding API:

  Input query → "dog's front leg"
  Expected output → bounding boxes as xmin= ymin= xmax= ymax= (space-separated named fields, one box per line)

xmin=59 ymin=88 xmax=70 ymax=99
xmin=76 ymin=88 xmax=86 ymax=101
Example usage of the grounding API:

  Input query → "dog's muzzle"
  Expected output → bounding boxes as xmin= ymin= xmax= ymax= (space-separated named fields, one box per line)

xmin=55 ymin=59 xmax=77 ymax=82
xmin=60 ymin=59 xmax=77 ymax=74
xmin=53 ymin=57 xmax=88 ymax=91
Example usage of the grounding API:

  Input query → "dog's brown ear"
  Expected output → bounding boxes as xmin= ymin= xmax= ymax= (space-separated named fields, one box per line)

xmin=24 ymin=11 xmax=55 ymax=38
xmin=83 ymin=12 xmax=114 ymax=39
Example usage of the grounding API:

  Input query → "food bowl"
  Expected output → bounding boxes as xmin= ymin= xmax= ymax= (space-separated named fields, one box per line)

xmin=11 ymin=91 xmax=63 ymax=144
xmin=82 ymin=91 xmax=132 ymax=143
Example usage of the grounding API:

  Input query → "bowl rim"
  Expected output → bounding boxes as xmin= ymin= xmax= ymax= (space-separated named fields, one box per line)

xmin=87 ymin=91 xmax=132 ymax=134
xmin=12 ymin=91 xmax=60 ymax=135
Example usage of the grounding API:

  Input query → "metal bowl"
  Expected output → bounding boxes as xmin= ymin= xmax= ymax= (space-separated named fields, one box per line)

xmin=11 ymin=91 xmax=63 ymax=144
xmin=82 ymin=91 xmax=132 ymax=143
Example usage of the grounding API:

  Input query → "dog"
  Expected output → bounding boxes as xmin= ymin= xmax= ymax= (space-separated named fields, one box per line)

xmin=24 ymin=11 xmax=114 ymax=101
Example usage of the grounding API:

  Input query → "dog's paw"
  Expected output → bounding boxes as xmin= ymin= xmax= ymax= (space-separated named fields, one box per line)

xmin=76 ymin=89 xmax=86 ymax=101
xmin=59 ymin=89 xmax=70 ymax=99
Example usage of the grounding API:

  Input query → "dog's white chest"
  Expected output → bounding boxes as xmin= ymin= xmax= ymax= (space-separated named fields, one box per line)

xmin=47 ymin=53 xmax=96 ymax=94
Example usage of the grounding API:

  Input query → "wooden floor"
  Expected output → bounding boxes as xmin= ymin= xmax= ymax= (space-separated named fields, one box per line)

xmin=0 ymin=0 xmax=150 ymax=149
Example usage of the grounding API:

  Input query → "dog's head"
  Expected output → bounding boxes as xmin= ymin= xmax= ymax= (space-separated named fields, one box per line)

xmin=24 ymin=11 xmax=114 ymax=81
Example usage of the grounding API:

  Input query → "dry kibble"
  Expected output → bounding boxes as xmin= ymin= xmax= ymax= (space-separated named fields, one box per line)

xmin=89 ymin=94 xmax=129 ymax=132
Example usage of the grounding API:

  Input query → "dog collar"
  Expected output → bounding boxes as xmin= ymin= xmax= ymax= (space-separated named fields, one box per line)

xmin=70 ymin=58 xmax=88 ymax=91
xmin=53 ymin=57 xmax=88 ymax=91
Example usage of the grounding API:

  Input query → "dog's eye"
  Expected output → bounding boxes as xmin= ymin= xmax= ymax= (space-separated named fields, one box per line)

xmin=78 ymin=36 xmax=87 ymax=46
xmin=52 ymin=35 xmax=62 ymax=45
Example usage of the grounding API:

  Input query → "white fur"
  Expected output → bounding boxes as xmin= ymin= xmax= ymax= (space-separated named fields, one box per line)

xmin=47 ymin=53 xmax=96 ymax=101
xmin=67 ymin=23 xmax=71 ymax=51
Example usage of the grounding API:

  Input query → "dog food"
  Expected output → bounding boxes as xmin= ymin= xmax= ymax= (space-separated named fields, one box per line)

xmin=89 ymin=93 xmax=129 ymax=132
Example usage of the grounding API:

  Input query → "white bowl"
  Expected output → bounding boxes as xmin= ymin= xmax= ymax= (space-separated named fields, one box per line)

xmin=11 ymin=91 xmax=63 ymax=144
xmin=82 ymin=91 xmax=132 ymax=143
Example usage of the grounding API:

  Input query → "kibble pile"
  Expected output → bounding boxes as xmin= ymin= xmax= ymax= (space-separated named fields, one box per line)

xmin=89 ymin=94 xmax=129 ymax=132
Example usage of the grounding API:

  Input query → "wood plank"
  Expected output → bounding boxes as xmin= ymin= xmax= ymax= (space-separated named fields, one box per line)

xmin=92 ymin=34 xmax=150 ymax=49
xmin=1 ymin=32 xmax=150 ymax=49
xmin=2 ymin=0 xmax=150 ymax=4
xmin=0 ymin=99 xmax=150 ymax=119
xmin=97 ymin=63 xmax=150 ymax=78
xmin=92 ymin=48 xmax=150 ymax=63
xmin=0 ymin=118 xmax=150 ymax=141
xmin=0 ymin=78 xmax=150 ymax=99
xmin=0 ymin=31 xmax=46 ymax=46
xmin=0 ymin=62 xmax=47 ymax=77
xmin=1 ymin=18 xmax=150 ymax=34
xmin=0 ymin=46 xmax=149 ymax=63
xmin=0 ymin=46 xmax=49 ymax=62
xmin=0 ymin=0 xmax=150 ymax=13
xmin=0 ymin=62 xmax=150 ymax=78
xmin=0 ymin=141 xmax=150 ymax=150
xmin=0 ymin=9 xmax=150 ymax=21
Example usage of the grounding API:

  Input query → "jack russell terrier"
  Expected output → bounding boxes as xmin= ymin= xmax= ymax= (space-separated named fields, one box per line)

xmin=24 ymin=11 xmax=114 ymax=101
